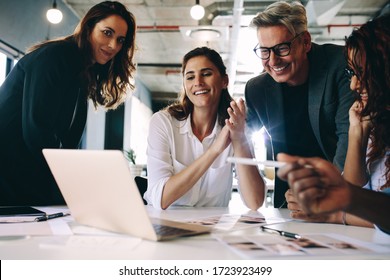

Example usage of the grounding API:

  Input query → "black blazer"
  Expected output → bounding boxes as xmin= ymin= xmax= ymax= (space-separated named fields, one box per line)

xmin=0 ymin=40 xmax=87 ymax=205
xmin=245 ymin=43 xmax=355 ymax=207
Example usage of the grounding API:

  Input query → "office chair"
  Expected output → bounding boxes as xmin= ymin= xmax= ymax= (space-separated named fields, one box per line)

xmin=134 ymin=176 xmax=148 ymax=205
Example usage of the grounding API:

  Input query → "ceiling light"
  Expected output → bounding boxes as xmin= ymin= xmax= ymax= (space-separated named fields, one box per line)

xmin=190 ymin=0 xmax=205 ymax=20
xmin=46 ymin=0 xmax=63 ymax=24
xmin=188 ymin=28 xmax=221 ymax=41
xmin=180 ymin=26 xmax=229 ymax=42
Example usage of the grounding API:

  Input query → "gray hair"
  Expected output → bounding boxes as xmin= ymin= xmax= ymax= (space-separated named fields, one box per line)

xmin=250 ymin=1 xmax=308 ymax=36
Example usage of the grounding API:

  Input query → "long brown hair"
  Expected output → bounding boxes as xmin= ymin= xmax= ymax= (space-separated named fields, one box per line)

xmin=166 ymin=47 xmax=233 ymax=127
xmin=345 ymin=14 xmax=390 ymax=189
xmin=28 ymin=1 xmax=136 ymax=110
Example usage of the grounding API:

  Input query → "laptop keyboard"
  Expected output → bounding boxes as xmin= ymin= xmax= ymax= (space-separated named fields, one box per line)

xmin=152 ymin=224 xmax=195 ymax=236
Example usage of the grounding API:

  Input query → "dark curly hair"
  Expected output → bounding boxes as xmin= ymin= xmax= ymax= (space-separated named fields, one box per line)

xmin=344 ymin=14 xmax=390 ymax=189
xmin=166 ymin=47 xmax=233 ymax=127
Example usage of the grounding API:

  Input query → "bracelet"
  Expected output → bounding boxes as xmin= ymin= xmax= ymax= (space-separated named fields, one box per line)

xmin=342 ymin=211 xmax=348 ymax=225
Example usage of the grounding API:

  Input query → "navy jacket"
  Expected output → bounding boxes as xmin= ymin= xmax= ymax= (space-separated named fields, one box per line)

xmin=245 ymin=43 xmax=355 ymax=207
xmin=0 ymin=39 xmax=87 ymax=205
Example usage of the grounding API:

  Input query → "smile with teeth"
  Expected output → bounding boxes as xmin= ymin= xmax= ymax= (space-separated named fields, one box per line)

xmin=194 ymin=89 xmax=209 ymax=95
xmin=271 ymin=64 xmax=289 ymax=72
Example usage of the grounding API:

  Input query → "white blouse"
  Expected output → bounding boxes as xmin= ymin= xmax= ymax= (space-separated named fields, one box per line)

xmin=363 ymin=146 xmax=389 ymax=235
xmin=363 ymin=147 xmax=389 ymax=191
xmin=144 ymin=110 xmax=234 ymax=209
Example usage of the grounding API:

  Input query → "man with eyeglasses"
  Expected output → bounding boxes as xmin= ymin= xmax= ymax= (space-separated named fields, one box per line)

xmin=244 ymin=1 xmax=354 ymax=208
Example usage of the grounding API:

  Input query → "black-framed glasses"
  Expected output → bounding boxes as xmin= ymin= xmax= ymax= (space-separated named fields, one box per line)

xmin=253 ymin=32 xmax=304 ymax=60
xmin=344 ymin=67 xmax=356 ymax=81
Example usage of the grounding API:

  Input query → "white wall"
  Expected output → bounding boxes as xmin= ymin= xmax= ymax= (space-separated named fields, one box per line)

xmin=84 ymin=101 xmax=106 ymax=150
xmin=84 ymin=78 xmax=153 ymax=165
xmin=123 ymin=96 xmax=153 ymax=165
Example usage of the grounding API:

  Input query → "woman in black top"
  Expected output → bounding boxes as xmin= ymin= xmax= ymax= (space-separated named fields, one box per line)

xmin=0 ymin=1 xmax=136 ymax=205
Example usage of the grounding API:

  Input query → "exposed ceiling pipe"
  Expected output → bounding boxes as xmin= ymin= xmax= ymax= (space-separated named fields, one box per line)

xmin=327 ymin=23 xmax=362 ymax=28
xmin=62 ymin=0 xmax=82 ymax=19
xmin=305 ymin=0 xmax=346 ymax=26
xmin=136 ymin=23 xmax=364 ymax=33
xmin=0 ymin=39 xmax=24 ymax=58
xmin=199 ymin=1 xmax=275 ymax=25
xmin=228 ymin=0 xmax=244 ymax=96
xmin=137 ymin=25 xmax=180 ymax=32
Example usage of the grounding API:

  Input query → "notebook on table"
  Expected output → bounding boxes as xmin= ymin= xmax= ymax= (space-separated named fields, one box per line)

xmin=42 ymin=149 xmax=211 ymax=241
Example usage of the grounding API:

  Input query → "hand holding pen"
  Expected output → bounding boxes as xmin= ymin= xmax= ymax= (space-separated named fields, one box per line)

xmin=35 ymin=212 xmax=70 ymax=222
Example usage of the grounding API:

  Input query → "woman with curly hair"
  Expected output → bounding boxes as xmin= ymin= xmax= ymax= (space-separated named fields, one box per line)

xmin=341 ymin=13 xmax=390 ymax=224
xmin=145 ymin=47 xmax=265 ymax=210
xmin=0 ymin=1 xmax=137 ymax=205
xmin=279 ymin=14 xmax=390 ymax=233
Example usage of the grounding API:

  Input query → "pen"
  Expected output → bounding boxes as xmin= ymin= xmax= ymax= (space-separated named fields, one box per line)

xmin=34 ymin=212 xmax=69 ymax=222
xmin=261 ymin=225 xmax=301 ymax=239
xmin=226 ymin=157 xmax=286 ymax=168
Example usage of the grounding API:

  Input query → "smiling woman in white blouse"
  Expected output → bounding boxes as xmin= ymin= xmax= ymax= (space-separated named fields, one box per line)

xmin=145 ymin=47 xmax=265 ymax=210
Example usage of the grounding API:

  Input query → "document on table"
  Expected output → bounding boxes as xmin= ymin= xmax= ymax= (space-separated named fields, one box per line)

xmin=0 ymin=216 xmax=38 ymax=223
xmin=184 ymin=213 xmax=289 ymax=231
xmin=215 ymin=233 xmax=390 ymax=259
xmin=0 ymin=207 xmax=73 ymax=236
xmin=0 ymin=206 xmax=46 ymax=223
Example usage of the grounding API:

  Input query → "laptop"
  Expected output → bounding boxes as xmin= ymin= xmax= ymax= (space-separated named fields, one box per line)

xmin=42 ymin=149 xmax=211 ymax=241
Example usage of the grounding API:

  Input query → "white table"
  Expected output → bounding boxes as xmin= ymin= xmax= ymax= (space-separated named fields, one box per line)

xmin=0 ymin=193 xmax=389 ymax=260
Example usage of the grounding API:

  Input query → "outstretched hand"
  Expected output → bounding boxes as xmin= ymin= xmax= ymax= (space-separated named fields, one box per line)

xmin=225 ymin=98 xmax=246 ymax=142
xmin=277 ymin=153 xmax=351 ymax=216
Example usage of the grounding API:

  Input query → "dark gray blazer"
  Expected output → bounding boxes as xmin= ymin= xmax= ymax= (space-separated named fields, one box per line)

xmin=245 ymin=43 xmax=355 ymax=207
xmin=0 ymin=39 xmax=87 ymax=206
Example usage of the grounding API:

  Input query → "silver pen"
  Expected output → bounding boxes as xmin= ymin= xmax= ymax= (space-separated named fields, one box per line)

xmin=261 ymin=225 xmax=301 ymax=239
xmin=226 ymin=157 xmax=286 ymax=168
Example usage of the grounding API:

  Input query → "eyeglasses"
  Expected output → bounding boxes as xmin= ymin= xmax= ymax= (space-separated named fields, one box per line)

xmin=344 ymin=67 xmax=356 ymax=81
xmin=253 ymin=32 xmax=304 ymax=60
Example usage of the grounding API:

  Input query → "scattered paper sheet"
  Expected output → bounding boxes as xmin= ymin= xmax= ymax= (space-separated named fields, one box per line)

xmin=215 ymin=233 xmax=390 ymax=259
xmin=0 ymin=216 xmax=37 ymax=223
xmin=0 ymin=208 xmax=73 ymax=236
xmin=184 ymin=213 xmax=288 ymax=231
